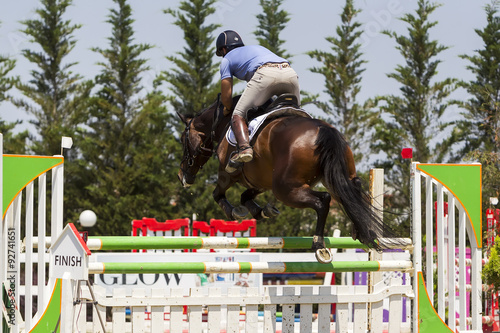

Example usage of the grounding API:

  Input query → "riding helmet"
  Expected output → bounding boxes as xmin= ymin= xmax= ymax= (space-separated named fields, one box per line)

xmin=216 ymin=30 xmax=244 ymax=57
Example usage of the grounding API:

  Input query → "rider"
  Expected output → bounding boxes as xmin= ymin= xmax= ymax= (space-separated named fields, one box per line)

xmin=216 ymin=30 xmax=300 ymax=170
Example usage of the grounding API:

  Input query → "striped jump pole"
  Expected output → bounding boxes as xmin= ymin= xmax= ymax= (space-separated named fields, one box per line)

xmin=78 ymin=236 xmax=412 ymax=251
xmin=88 ymin=260 xmax=413 ymax=275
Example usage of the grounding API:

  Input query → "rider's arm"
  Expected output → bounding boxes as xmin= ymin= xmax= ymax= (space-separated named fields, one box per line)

xmin=221 ymin=77 xmax=233 ymax=114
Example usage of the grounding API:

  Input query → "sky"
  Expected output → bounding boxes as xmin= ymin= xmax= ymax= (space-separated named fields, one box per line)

xmin=0 ymin=0 xmax=493 ymax=135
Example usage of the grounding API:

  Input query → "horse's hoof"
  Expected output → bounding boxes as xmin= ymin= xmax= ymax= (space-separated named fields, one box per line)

xmin=232 ymin=206 xmax=249 ymax=219
xmin=315 ymin=248 xmax=332 ymax=264
xmin=262 ymin=204 xmax=280 ymax=218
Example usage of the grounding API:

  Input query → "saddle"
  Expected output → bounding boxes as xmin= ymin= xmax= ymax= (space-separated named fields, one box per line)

xmin=226 ymin=94 xmax=311 ymax=147
xmin=247 ymin=93 xmax=300 ymax=121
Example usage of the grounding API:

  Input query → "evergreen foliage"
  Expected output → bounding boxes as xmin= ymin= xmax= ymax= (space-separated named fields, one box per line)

xmin=0 ymin=28 xmax=27 ymax=154
xmin=0 ymin=47 xmax=16 ymax=103
xmin=159 ymin=0 xmax=220 ymax=116
xmin=459 ymin=2 xmax=500 ymax=226
xmin=14 ymin=0 xmax=92 ymax=156
xmin=455 ymin=1 xmax=500 ymax=157
xmin=254 ymin=0 xmax=291 ymax=59
xmin=307 ymin=0 xmax=369 ymax=161
xmin=370 ymin=0 xmax=457 ymax=233
xmin=70 ymin=0 xmax=177 ymax=236
xmin=483 ymin=236 xmax=500 ymax=292
xmin=0 ymin=121 xmax=29 ymax=154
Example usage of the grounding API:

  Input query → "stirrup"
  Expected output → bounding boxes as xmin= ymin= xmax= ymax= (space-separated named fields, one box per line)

xmin=231 ymin=146 xmax=253 ymax=163
xmin=225 ymin=159 xmax=243 ymax=173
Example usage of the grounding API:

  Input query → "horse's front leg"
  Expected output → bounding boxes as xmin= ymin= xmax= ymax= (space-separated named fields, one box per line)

xmin=213 ymin=171 xmax=249 ymax=220
xmin=241 ymin=189 xmax=280 ymax=220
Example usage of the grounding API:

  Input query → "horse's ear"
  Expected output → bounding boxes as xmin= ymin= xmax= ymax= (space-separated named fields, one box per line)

xmin=177 ymin=111 xmax=190 ymax=125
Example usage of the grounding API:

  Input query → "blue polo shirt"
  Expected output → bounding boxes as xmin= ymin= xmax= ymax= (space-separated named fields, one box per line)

xmin=220 ymin=45 xmax=288 ymax=82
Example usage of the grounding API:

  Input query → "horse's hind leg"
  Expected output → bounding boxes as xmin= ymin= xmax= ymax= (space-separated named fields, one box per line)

xmin=274 ymin=184 xmax=332 ymax=263
xmin=310 ymin=191 xmax=332 ymax=263
xmin=241 ymin=189 xmax=280 ymax=220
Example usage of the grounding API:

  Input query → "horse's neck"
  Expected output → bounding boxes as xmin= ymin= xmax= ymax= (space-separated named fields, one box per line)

xmin=197 ymin=105 xmax=229 ymax=143
xmin=213 ymin=113 xmax=231 ymax=142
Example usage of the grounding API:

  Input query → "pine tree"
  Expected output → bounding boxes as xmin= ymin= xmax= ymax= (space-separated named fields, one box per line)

xmin=0 ymin=32 xmax=28 ymax=154
xmin=14 ymin=0 xmax=92 ymax=156
xmin=456 ymin=1 xmax=500 ymax=156
xmin=156 ymin=0 xmax=236 ymax=223
xmin=159 ymin=0 xmax=220 ymax=116
xmin=0 ymin=45 xmax=15 ymax=103
xmin=0 ymin=121 xmax=29 ymax=154
xmin=72 ymin=0 xmax=177 ymax=236
xmin=457 ymin=1 xmax=500 ymax=205
xmin=371 ymin=0 xmax=457 ymax=232
xmin=307 ymin=0 xmax=368 ymax=161
xmin=254 ymin=0 xmax=291 ymax=59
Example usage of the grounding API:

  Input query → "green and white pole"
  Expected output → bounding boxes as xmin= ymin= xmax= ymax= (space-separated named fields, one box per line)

xmin=88 ymin=260 xmax=413 ymax=275
xmin=79 ymin=236 xmax=412 ymax=251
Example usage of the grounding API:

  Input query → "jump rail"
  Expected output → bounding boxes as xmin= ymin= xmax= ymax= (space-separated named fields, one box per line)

xmin=30 ymin=235 xmax=413 ymax=251
xmin=87 ymin=260 xmax=413 ymax=274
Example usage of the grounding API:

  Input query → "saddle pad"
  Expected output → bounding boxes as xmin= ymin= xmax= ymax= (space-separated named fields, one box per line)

xmin=226 ymin=107 xmax=312 ymax=146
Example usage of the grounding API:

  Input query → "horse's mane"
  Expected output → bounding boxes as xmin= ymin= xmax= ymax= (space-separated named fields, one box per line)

xmin=178 ymin=96 xmax=217 ymax=120
xmin=185 ymin=104 xmax=214 ymax=119
xmin=185 ymin=95 xmax=241 ymax=123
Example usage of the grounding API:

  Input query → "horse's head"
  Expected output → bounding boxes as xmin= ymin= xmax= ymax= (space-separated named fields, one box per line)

xmin=177 ymin=111 xmax=214 ymax=188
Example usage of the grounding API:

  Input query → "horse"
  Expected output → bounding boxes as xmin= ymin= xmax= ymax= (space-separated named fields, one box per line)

xmin=177 ymin=95 xmax=390 ymax=263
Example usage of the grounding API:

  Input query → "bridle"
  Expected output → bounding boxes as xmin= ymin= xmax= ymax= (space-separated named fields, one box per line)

xmin=180 ymin=117 xmax=214 ymax=170
xmin=180 ymin=95 xmax=224 ymax=174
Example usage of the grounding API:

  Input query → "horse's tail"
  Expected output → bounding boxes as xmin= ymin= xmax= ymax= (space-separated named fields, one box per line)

xmin=315 ymin=125 xmax=384 ymax=251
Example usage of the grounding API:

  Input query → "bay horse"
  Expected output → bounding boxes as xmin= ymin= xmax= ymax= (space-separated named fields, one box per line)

xmin=177 ymin=95 xmax=389 ymax=263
